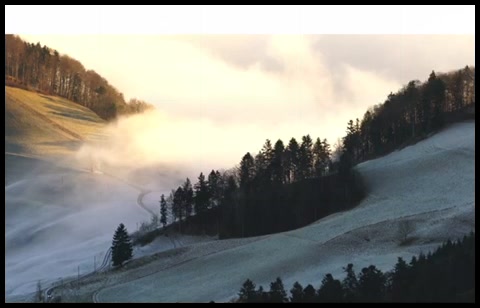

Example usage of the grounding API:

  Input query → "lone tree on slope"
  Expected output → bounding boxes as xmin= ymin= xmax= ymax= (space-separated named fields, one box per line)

xmin=111 ymin=223 xmax=133 ymax=267
xmin=398 ymin=220 xmax=415 ymax=245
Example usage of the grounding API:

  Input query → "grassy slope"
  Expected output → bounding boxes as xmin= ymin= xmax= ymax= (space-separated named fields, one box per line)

xmin=5 ymin=86 xmax=107 ymax=157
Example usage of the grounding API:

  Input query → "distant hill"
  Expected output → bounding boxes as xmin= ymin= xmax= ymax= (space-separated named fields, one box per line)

xmin=5 ymin=35 xmax=155 ymax=121
xmin=5 ymin=86 xmax=107 ymax=157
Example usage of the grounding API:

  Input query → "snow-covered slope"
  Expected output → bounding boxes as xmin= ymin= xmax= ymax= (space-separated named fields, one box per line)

xmin=5 ymin=168 xmax=152 ymax=297
xmin=95 ymin=121 xmax=475 ymax=303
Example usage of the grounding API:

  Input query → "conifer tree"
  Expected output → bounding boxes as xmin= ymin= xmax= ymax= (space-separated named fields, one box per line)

xmin=160 ymin=194 xmax=167 ymax=228
xmin=111 ymin=223 xmax=133 ymax=267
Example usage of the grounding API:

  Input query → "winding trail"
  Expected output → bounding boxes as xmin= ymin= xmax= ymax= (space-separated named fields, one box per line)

xmin=98 ymin=170 xmax=155 ymax=217
xmin=44 ymin=248 xmax=112 ymax=301
xmin=40 ymin=170 xmax=155 ymax=301
xmin=136 ymin=190 xmax=156 ymax=217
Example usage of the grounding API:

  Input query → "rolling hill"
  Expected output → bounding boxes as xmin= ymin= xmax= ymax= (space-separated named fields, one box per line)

xmin=5 ymin=86 xmax=107 ymax=157
xmin=34 ymin=120 xmax=473 ymax=303
xmin=5 ymin=86 xmax=109 ymax=185
xmin=4 ymin=86 xmax=475 ymax=303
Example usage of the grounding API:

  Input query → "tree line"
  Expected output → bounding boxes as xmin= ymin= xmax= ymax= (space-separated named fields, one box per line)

xmin=338 ymin=67 xmax=475 ymax=170
xmin=234 ymin=232 xmax=475 ymax=303
xmin=155 ymin=134 xmax=364 ymax=239
xmin=5 ymin=35 xmax=154 ymax=120
xmin=156 ymin=66 xmax=474 ymax=240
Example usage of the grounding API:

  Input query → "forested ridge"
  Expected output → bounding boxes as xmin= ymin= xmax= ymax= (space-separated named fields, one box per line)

xmin=5 ymin=35 xmax=154 ymax=120
xmin=159 ymin=136 xmax=365 ymax=239
xmin=338 ymin=66 xmax=475 ymax=169
xmin=139 ymin=65 xmax=475 ymax=241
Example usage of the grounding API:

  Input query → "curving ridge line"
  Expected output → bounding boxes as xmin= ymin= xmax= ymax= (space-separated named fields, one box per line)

xmin=136 ymin=190 xmax=156 ymax=217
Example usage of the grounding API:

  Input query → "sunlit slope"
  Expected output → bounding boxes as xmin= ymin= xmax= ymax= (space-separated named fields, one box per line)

xmin=96 ymin=121 xmax=475 ymax=303
xmin=5 ymin=86 xmax=106 ymax=157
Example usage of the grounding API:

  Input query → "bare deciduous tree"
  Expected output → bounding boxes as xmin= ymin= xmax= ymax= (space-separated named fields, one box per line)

xmin=398 ymin=220 xmax=415 ymax=245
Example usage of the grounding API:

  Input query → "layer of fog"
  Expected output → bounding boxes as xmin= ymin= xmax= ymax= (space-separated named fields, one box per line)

xmin=20 ymin=35 xmax=474 ymax=158
xmin=77 ymin=108 xmax=334 ymax=183
xmin=19 ymin=35 xmax=474 ymax=151
xmin=5 ymin=153 xmax=153 ymax=296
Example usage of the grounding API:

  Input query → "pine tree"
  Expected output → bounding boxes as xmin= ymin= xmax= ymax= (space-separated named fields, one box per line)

xmin=239 ymin=152 xmax=255 ymax=189
xmin=427 ymin=71 xmax=446 ymax=130
xmin=238 ymin=279 xmax=257 ymax=303
xmin=160 ymin=194 xmax=167 ymax=228
xmin=285 ymin=138 xmax=300 ymax=183
xmin=173 ymin=186 xmax=185 ymax=229
xmin=321 ymin=138 xmax=331 ymax=174
xmin=290 ymin=281 xmax=304 ymax=302
xmin=298 ymin=135 xmax=314 ymax=180
xmin=342 ymin=263 xmax=358 ymax=302
xmin=255 ymin=139 xmax=274 ymax=176
xmin=357 ymin=265 xmax=386 ymax=302
xmin=194 ymin=172 xmax=210 ymax=215
xmin=111 ymin=223 xmax=133 ymax=267
xmin=269 ymin=277 xmax=288 ymax=303
xmin=390 ymin=257 xmax=410 ymax=302
xmin=303 ymin=284 xmax=317 ymax=303
xmin=207 ymin=170 xmax=220 ymax=208
xmin=183 ymin=178 xmax=194 ymax=217
xmin=317 ymin=273 xmax=344 ymax=302
xmin=313 ymin=137 xmax=324 ymax=177
xmin=272 ymin=139 xmax=285 ymax=185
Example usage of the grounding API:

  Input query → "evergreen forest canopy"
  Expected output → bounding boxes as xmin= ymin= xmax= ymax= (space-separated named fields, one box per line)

xmin=339 ymin=66 xmax=475 ymax=167
xmin=5 ymin=35 xmax=154 ymax=120
xmin=149 ymin=64 xmax=475 ymax=240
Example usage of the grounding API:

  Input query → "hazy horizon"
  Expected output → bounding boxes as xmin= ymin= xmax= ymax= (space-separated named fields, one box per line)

xmin=18 ymin=34 xmax=475 ymax=170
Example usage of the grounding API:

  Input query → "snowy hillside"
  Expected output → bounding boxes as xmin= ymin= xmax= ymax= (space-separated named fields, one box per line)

xmin=93 ymin=121 xmax=474 ymax=303
xmin=5 ymin=169 xmax=152 ymax=297
xmin=5 ymin=121 xmax=474 ymax=303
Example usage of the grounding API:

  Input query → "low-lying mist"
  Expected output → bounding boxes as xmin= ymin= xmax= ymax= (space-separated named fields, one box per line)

xmin=6 ymin=107 xmax=278 ymax=298
xmin=76 ymin=108 xmax=283 ymax=185
xmin=5 ymin=163 xmax=152 ymax=297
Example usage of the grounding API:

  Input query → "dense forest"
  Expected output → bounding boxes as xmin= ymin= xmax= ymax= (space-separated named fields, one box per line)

xmin=5 ymin=35 xmax=154 ymax=120
xmin=233 ymin=232 xmax=475 ymax=303
xmin=338 ymin=66 xmax=475 ymax=170
xmin=143 ymin=65 xmax=475 ymax=241
xmin=150 ymin=135 xmax=365 ymax=240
